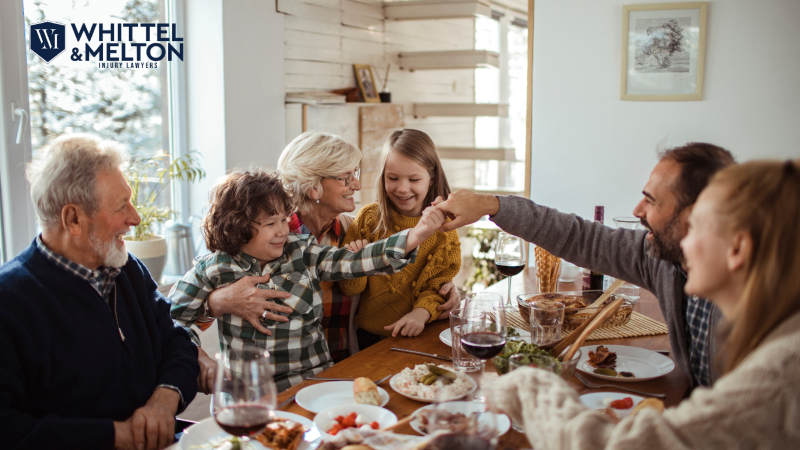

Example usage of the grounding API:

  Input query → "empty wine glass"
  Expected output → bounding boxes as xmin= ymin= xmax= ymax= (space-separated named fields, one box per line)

xmin=494 ymin=232 xmax=526 ymax=307
xmin=213 ymin=348 xmax=277 ymax=447
xmin=460 ymin=292 xmax=506 ymax=403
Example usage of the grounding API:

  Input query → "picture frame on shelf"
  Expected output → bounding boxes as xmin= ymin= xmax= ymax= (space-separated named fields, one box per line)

xmin=620 ymin=2 xmax=708 ymax=101
xmin=353 ymin=64 xmax=380 ymax=103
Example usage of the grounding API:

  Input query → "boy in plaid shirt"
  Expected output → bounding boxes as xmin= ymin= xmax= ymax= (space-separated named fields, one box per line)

xmin=170 ymin=169 xmax=446 ymax=391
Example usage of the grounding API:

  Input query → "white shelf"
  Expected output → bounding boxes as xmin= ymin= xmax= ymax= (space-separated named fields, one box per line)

xmin=413 ymin=103 xmax=508 ymax=118
xmin=437 ymin=147 xmax=516 ymax=161
xmin=384 ymin=0 xmax=492 ymax=20
xmin=399 ymin=50 xmax=499 ymax=71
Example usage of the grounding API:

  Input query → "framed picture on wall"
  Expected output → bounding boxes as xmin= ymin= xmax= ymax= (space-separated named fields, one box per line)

xmin=353 ymin=64 xmax=380 ymax=103
xmin=620 ymin=2 xmax=708 ymax=101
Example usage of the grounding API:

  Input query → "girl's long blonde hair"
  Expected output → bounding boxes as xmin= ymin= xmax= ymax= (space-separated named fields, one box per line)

xmin=373 ymin=129 xmax=450 ymax=237
xmin=712 ymin=159 xmax=800 ymax=374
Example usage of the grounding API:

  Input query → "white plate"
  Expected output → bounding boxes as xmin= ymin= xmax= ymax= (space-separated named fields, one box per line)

xmin=439 ymin=327 xmax=531 ymax=346
xmin=410 ymin=401 xmax=511 ymax=436
xmin=389 ymin=372 xmax=477 ymax=403
xmin=295 ymin=381 xmax=390 ymax=413
xmin=179 ymin=411 xmax=321 ymax=450
xmin=576 ymin=345 xmax=675 ymax=382
xmin=579 ymin=392 xmax=644 ymax=419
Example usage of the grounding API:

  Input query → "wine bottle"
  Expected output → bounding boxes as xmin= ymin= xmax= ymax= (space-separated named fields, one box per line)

xmin=588 ymin=206 xmax=605 ymax=290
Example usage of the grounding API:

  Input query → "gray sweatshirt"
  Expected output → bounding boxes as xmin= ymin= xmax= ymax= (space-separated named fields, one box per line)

xmin=491 ymin=195 xmax=722 ymax=389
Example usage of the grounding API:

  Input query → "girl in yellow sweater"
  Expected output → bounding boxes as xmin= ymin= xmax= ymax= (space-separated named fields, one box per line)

xmin=341 ymin=129 xmax=461 ymax=349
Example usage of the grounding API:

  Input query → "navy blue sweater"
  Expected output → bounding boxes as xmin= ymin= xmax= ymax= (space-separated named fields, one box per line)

xmin=0 ymin=241 xmax=199 ymax=449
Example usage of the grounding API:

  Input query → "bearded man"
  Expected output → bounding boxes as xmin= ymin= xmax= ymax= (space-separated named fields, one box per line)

xmin=0 ymin=134 xmax=199 ymax=450
xmin=436 ymin=143 xmax=735 ymax=390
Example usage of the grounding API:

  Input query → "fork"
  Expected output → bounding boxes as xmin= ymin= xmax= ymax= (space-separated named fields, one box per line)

xmin=574 ymin=372 xmax=666 ymax=399
xmin=307 ymin=373 xmax=393 ymax=384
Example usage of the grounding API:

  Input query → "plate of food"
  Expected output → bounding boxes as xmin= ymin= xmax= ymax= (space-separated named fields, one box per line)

xmin=580 ymin=392 xmax=665 ymax=422
xmin=314 ymin=404 xmax=397 ymax=441
xmin=179 ymin=411 xmax=321 ymax=450
xmin=439 ymin=326 xmax=529 ymax=347
xmin=295 ymin=378 xmax=390 ymax=413
xmin=389 ymin=364 xmax=477 ymax=403
xmin=577 ymin=345 xmax=675 ymax=382
xmin=411 ymin=401 xmax=511 ymax=436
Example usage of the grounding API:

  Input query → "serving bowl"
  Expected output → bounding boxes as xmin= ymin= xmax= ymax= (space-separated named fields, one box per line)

xmin=494 ymin=348 xmax=581 ymax=381
xmin=517 ymin=290 xmax=637 ymax=330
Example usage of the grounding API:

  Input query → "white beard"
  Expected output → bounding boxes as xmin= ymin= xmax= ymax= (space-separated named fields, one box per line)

xmin=89 ymin=228 xmax=129 ymax=268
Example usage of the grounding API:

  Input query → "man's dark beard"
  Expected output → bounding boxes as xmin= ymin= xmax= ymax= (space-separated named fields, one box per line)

xmin=641 ymin=214 xmax=684 ymax=264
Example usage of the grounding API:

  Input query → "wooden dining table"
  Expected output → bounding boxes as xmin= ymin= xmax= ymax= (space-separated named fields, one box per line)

xmin=273 ymin=268 xmax=689 ymax=449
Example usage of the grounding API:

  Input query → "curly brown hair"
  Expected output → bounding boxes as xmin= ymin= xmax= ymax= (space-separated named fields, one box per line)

xmin=203 ymin=168 xmax=294 ymax=255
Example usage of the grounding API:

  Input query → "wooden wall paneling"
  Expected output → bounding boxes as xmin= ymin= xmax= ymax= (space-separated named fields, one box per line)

xmin=285 ymin=44 xmax=343 ymax=63
xmin=358 ymin=105 xmax=405 ymax=206
xmin=341 ymin=13 xmax=384 ymax=31
xmin=277 ymin=0 xmax=342 ymax=23
xmin=286 ymin=30 xmax=342 ymax=49
xmin=285 ymin=15 xmax=343 ymax=35
xmin=341 ymin=0 xmax=384 ymax=18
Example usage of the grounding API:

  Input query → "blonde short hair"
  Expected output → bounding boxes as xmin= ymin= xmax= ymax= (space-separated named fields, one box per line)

xmin=277 ymin=131 xmax=362 ymax=212
xmin=26 ymin=133 xmax=127 ymax=229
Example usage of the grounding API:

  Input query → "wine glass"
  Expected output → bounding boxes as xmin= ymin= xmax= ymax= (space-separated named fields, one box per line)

xmin=494 ymin=232 xmax=525 ymax=307
xmin=460 ymin=292 xmax=506 ymax=403
xmin=213 ymin=348 xmax=277 ymax=447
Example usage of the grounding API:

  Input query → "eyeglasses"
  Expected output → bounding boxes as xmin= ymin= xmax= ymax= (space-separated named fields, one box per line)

xmin=325 ymin=167 xmax=360 ymax=187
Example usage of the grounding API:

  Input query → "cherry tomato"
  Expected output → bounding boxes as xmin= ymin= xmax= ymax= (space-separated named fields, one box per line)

xmin=328 ymin=424 xmax=343 ymax=435
xmin=370 ymin=421 xmax=380 ymax=429
xmin=342 ymin=416 xmax=356 ymax=428
xmin=610 ymin=397 xmax=634 ymax=409
xmin=335 ymin=415 xmax=345 ymax=425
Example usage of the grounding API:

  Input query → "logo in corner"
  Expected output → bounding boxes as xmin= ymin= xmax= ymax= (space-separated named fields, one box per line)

xmin=30 ymin=21 xmax=66 ymax=63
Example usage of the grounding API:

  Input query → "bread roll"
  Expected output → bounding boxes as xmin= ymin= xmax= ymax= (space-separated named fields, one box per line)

xmin=353 ymin=377 xmax=381 ymax=406
xmin=629 ymin=398 xmax=665 ymax=417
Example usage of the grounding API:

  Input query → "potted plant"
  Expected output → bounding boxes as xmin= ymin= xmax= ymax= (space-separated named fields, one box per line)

xmin=124 ymin=152 xmax=205 ymax=282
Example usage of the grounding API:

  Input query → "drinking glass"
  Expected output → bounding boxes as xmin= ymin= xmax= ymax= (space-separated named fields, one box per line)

xmin=213 ymin=348 xmax=277 ymax=447
xmin=425 ymin=389 xmax=499 ymax=450
xmin=460 ymin=292 xmax=506 ymax=402
xmin=613 ymin=217 xmax=642 ymax=230
xmin=450 ymin=308 xmax=481 ymax=372
xmin=529 ymin=300 xmax=565 ymax=346
xmin=494 ymin=232 xmax=526 ymax=307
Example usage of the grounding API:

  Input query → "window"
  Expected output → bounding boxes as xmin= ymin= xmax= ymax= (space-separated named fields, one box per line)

xmin=474 ymin=13 xmax=528 ymax=192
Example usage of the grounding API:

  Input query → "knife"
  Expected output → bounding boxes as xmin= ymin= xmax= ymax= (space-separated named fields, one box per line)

xmin=391 ymin=347 xmax=452 ymax=362
xmin=277 ymin=394 xmax=295 ymax=410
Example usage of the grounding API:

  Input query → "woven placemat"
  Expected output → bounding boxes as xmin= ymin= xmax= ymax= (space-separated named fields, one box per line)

xmin=507 ymin=310 xmax=668 ymax=341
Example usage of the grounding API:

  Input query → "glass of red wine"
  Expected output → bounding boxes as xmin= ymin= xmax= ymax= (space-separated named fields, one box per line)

xmin=460 ymin=292 xmax=507 ymax=403
xmin=494 ymin=232 xmax=526 ymax=307
xmin=213 ymin=348 xmax=277 ymax=447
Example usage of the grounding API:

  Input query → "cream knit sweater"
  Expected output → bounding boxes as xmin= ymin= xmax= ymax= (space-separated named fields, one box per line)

xmin=494 ymin=311 xmax=800 ymax=450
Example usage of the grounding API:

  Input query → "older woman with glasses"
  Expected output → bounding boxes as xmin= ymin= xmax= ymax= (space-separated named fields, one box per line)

xmin=204 ymin=131 xmax=459 ymax=363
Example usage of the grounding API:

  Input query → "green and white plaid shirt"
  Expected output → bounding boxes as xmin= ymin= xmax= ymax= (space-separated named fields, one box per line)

xmin=170 ymin=230 xmax=415 ymax=391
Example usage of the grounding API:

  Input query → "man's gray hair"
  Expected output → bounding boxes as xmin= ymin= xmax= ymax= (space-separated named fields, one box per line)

xmin=26 ymin=133 xmax=128 ymax=229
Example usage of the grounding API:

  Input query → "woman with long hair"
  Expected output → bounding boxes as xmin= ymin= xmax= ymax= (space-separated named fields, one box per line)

xmin=493 ymin=159 xmax=800 ymax=449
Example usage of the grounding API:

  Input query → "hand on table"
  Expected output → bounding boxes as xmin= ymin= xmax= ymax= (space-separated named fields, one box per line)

xmin=127 ymin=387 xmax=180 ymax=450
xmin=206 ymin=275 xmax=293 ymax=336
xmin=197 ymin=347 xmax=217 ymax=394
xmin=385 ymin=308 xmax=431 ymax=337
xmin=435 ymin=281 xmax=460 ymax=320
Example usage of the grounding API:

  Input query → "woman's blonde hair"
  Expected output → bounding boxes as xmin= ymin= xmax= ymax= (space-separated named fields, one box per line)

xmin=373 ymin=129 xmax=450 ymax=237
xmin=277 ymin=131 xmax=362 ymax=213
xmin=711 ymin=159 xmax=800 ymax=374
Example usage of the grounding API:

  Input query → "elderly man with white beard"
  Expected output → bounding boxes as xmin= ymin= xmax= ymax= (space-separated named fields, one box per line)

xmin=0 ymin=134 xmax=199 ymax=450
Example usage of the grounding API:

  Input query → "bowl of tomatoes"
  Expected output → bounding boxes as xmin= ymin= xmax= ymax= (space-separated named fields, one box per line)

xmin=313 ymin=404 xmax=397 ymax=441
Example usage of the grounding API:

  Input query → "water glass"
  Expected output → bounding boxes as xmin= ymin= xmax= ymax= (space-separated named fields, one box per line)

xmin=529 ymin=300 xmax=565 ymax=345
xmin=450 ymin=309 xmax=481 ymax=372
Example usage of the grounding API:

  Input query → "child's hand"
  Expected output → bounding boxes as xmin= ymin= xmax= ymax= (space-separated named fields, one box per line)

xmin=384 ymin=308 xmax=431 ymax=337
xmin=344 ymin=239 xmax=369 ymax=252
xmin=405 ymin=206 xmax=447 ymax=253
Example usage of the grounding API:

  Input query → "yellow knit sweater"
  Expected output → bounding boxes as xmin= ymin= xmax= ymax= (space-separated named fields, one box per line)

xmin=341 ymin=203 xmax=461 ymax=336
